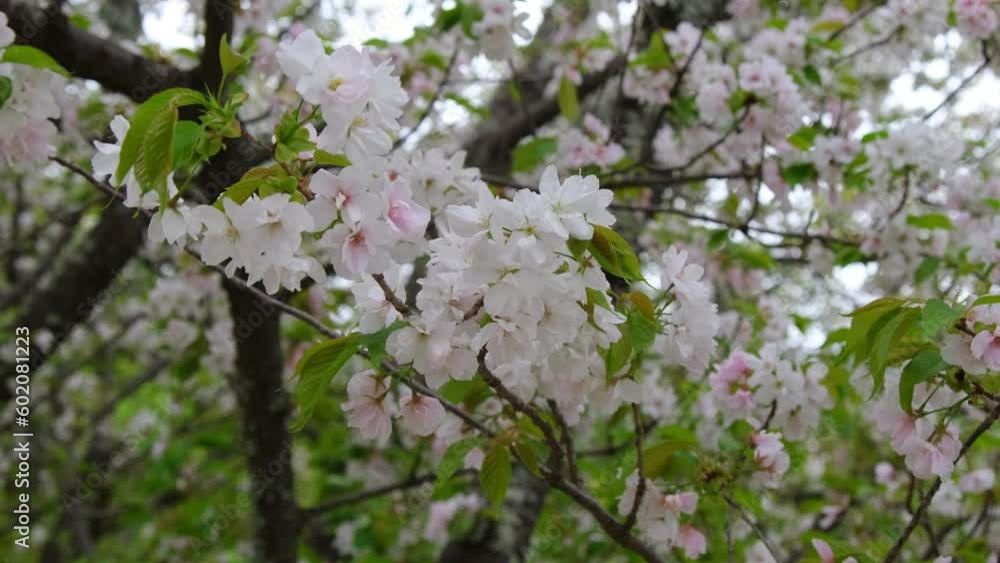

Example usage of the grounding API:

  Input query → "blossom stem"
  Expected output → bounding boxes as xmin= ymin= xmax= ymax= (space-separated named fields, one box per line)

xmin=372 ymin=273 xmax=412 ymax=317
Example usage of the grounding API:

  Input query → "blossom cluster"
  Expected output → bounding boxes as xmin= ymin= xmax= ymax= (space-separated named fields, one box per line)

xmin=710 ymin=344 xmax=833 ymax=440
xmin=342 ymin=370 xmax=445 ymax=445
xmin=0 ymin=13 xmax=64 ymax=168
xmin=386 ymin=166 xmax=622 ymax=420
xmin=617 ymin=471 xmax=706 ymax=558
xmin=277 ymin=31 xmax=407 ymax=161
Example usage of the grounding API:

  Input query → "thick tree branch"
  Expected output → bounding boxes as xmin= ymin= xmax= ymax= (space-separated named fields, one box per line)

xmin=0 ymin=0 xmax=194 ymax=101
xmin=463 ymin=56 xmax=626 ymax=174
xmin=198 ymin=0 xmax=236 ymax=93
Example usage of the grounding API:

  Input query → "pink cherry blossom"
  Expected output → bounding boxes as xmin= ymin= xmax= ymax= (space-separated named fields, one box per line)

xmin=398 ymin=392 xmax=445 ymax=436
xmin=678 ymin=525 xmax=706 ymax=558
xmin=342 ymin=370 xmax=394 ymax=445
xmin=970 ymin=328 xmax=1000 ymax=371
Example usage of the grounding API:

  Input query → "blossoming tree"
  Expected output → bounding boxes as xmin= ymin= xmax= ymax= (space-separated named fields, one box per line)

xmin=1 ymin=0 xmax=999 ymax=562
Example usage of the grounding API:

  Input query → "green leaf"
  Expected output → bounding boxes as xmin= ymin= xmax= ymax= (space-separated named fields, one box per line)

xmin=780 ymin=162 xmax=817 ymax=186
xmin=916 ymin=299 xmax=964 ymax=340
xmin=787 ymin=126 xmax=818 ymax=151
xmin=589 ymin=225 xmax=644 ymax=282
xmin=136 ymin=106 xmax=178 ymax=202
xmin=172 ymin=121 xmax=203 ymax=169
xmin=604 ymin=323 xmax=632 ymax=379
xmin=847 ymin=297 xmax=905 ymax=317
xmin=906 ymin=213 xmax=953 ymax=230
xmin=811 ymin=20 xmax=844 ymax=33
xmin=914 ymin=256 xmax=941 ymax=284
xmin=219 ymin=33 xmax=248 ymax=78
xmin=114 ymin=88 xmax=207 ymax=184
xmin=669 ymin=96 xmax=699 ymax=127
xmin=513 ymin=441 xmax=541 ymax=477
xmin=0 ymin=45 xmax=69 ymax=76
xmin=313 ymin=150 xmax=351 ymax=167
xmin=841 ymin=298 xmax=905 ymax=367
xmin=899 ymin=349 xmax=947 ymax=414
xmin=274 ymin=111 xmax=315 ymax=163
xmin=643 ymin=439 xmax=695 ymax=477
xmin=558 ymin=76 xmax=580 ymax=122
xmin=0 ymin=76 xmax=11 ymax=110
xmin=861 ymin=130 xmax=889 ymax=144
xmin=435 ymin=437 xmax=482 ymax=492
xmin=259 ymin=175 xmax=297 ymax=197
xmin=972 ymin=295 xmax=1000 ymax=307
xmin=480 ymin=444 xmax=512 ymax=510
xmin=626 ymin=305 xmax=660 ymax=353
xmin=358 ymin=320 xmax=407 ymax=369
xmin=289 ymin=334 xmax=363 ymax=431
xmin=803 ymin=64 xmax=822 ymax=86
xmin=868 ymin=307 xmax=919 ymax=396
xmin=220 ymin=170 xmax=273 ymax=204
xmin=459 ymin=2 xmax=484 ymax=37
xmin=220 ymin=178 xmax=263 ymax=203
xmin=630 ymin=32 xmax=672 ymax=70
xmin=418 ymin=50 xmax=450 ymax=72
xmin=511 ymin=137 xmax=557 ymax=173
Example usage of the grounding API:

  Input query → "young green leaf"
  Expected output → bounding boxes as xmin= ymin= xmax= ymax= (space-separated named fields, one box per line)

xmin=868 ymin=307 xmax=919 ymax=396
xmin=916 ymin=299 xmax=964 ymax=340
xmin=172 ymin=120 xmax=203 ymax=169
xmin=906 ymin=213 xmax=953 ymax=231
xmin=899 ymin=349 xmax=947 ymax=414
xmin=480 ymin=443 xmax=513 ymax=511
xmin=435 ymin=436 xmax=482 ymax=492
xmin=219 ymin=33 xmax=248 ymax=78
xmin=289 ymin=334 xmax=363 ymax=431
xmin=971 ymin=295 xmax=1000 ymax=307
xmin=137 ymin=106 xmax=178 ymax=202
xmin=1 ymin=45 xmax=70 ymax=76
xmin=643 ymin=439 xmax=695 ymax=477
xmin=558 ymin=76 xmax=580 ymax=121
xmin=313 ymin=150 xmax=352 ymax=167
xmin=589 ymin=225 xmax=644 ymax=282
xmin=511 ymin=137 xmax=557 ymax=173
xmin=114 ymin=88 xmax=207 ymax=184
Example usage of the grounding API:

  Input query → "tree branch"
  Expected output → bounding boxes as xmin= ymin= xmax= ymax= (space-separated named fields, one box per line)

xmin=0 ymin=0 xmax=194 ymax=101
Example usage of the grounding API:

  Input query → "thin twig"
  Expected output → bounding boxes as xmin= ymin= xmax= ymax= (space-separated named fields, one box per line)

xmin=394 ymin=48 xmax=460 ymax=149
xmin=923 ymin=42 xmax=991 ymax=121
xmin=304 ymin=470 xmax=472 ymax=516
xmin=477 ymin=350 xmax=564 ymax=474
xmin=726 ymin=495 xmax=782 ymax=560
xmin=548 ymin=400 xmax=581 ymax=486
xmin=623 ymin=404 xmax=646 ymax=531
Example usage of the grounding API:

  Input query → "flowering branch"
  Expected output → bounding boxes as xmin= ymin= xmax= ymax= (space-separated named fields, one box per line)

xmin=477 ymin=350 xmax=565 ymax=476
xmin=882 ymin=399 xmax=1000 ymax=563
